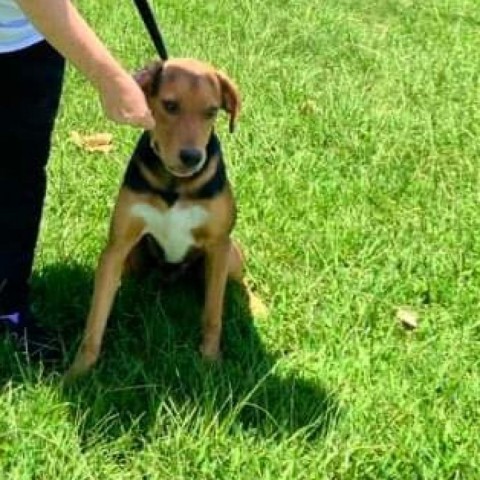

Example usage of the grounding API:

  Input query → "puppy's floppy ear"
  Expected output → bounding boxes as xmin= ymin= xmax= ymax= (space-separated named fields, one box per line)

xmin=216 ymin=71 xmax=241 ymax=133
xmin=134 ymin=60 xmax=163 ymax=97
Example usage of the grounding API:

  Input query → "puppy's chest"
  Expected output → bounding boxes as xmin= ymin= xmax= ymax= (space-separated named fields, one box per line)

xmin=131 ymin=202 xmax=209 ymax=263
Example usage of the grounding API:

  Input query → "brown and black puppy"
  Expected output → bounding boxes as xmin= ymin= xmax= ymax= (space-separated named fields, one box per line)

xmin=66 ymin=58 xmax=247 ymax=379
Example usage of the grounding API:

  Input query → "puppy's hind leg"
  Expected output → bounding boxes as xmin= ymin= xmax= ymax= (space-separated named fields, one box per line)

xmin=228 ymin=240 xmax=268 ymax=319
xmin=227 ymin=240 xmax=245 ymax=283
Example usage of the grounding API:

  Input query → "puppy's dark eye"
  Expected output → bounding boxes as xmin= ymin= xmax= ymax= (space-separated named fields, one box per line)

xmin=162 ymin=100 xmax=180 ymax=114
xmin=205 ymin=106 xmax=219 ymax=119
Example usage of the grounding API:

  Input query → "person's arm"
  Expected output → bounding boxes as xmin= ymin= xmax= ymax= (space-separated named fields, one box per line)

xmin=16 ymin=0 xmax=154 ymax=129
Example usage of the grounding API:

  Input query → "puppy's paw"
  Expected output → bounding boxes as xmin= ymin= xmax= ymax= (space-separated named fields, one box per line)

xmin=63 ymin=366 xmax=86 ymax=385
xmin=199 ymin=342 xmax=222 ymax=362
xmin=63 ymin=349 xmax=98 ymax=383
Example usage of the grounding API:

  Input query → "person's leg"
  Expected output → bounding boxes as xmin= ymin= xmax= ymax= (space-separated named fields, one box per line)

xmin=0 ymin=41 xmax=65 ymax=336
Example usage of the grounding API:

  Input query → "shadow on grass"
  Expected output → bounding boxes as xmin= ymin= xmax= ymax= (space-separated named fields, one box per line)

xmin=1 ymin=261 xmax=340 ymax=443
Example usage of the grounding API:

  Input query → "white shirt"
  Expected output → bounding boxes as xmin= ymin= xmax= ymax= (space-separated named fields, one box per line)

xmin=0 ymin=0 xmax=43 ymax=53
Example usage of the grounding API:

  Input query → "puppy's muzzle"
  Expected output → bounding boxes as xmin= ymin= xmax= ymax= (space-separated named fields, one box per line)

xmin=179 ymin=148 xmax=204 ymax=169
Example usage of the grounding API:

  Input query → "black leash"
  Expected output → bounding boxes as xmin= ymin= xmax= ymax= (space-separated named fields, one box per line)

xmin=131 ymin=0 xmax=225 ymax=156
xmin=133 ymin=0 xmax=169 ymax=60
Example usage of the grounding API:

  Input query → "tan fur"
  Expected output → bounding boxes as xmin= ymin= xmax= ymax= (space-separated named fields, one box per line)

xmin=65 ymin=58 xmax=254 ymax=380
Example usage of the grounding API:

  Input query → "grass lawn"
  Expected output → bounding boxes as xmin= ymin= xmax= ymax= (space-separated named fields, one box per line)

xmin=1 ymin=0 xmax=480 ymax=478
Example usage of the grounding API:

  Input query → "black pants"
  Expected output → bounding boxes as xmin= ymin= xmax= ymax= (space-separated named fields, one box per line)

xmin=0 ymin=41 xmax=65 ymax=310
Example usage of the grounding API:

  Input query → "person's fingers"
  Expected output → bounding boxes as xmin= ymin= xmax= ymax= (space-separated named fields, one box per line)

xmin=119 ymin=109 xmax=155 ymax=129
xmin=133 ymin=110 xmax=155 ymax=130
xmin=99 ymin=74 xmax=155 ymax=129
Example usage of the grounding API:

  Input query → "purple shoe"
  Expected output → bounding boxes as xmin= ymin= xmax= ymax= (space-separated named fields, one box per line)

xmin=0 ymin=307 xmax=62 ymax=361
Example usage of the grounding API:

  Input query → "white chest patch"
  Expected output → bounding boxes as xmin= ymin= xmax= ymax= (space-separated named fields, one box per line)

xmin=131 ymin=203 xmax=209 ymax=263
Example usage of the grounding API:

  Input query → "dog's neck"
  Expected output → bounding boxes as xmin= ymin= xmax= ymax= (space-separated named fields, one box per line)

xmin=124 ymin=131 xmax=226 ymax=206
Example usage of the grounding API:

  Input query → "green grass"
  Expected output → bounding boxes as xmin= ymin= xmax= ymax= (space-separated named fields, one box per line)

xmin=1 ymin=0 xmax=480 ymax=477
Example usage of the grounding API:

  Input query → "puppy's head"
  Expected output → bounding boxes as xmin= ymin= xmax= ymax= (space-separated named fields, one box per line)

xmin=135 ymin=58 xmax=241 ymax=178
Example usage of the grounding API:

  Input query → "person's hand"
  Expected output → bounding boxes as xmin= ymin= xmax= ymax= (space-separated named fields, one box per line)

xmin=98 ymin=71 xmax=155 ymax=130
xmin=16 ymin=0 xmax=156 ymax=129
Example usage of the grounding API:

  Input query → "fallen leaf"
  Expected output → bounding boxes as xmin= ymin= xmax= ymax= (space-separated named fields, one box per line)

xmin=395 ymin=306 xmax=419 ymax=330
xmin=299 ymin=99 xmax=318 ymax=115
xmin=69 ymin=131 xmax=83 ymax=147
xmin=70 ymin=131 xmax=114 ymax=153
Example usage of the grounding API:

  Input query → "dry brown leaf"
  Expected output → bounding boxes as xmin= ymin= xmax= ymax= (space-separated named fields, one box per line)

xmin=299 ymin=99 xmax=318 ymax=115
xmin=69 ymin=131 xmax=83 ymax=147
xmin=70 ymin=131 xmax=114 ymax=153
xmin=87 ymin=143 xmax=114 ymax=153
xmin=395 ymin=306 xmax=419 ymax=330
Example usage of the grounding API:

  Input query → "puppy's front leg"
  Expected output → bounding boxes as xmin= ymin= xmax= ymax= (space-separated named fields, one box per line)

xmin=65 ymin=240 xmax=133 ymax=380
xmin=200 ymin=239 xmax=231 ymax=361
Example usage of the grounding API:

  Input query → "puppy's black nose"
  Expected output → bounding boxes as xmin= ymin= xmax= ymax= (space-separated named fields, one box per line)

xmin=179 ymin=148 xmax=203 ymax=168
